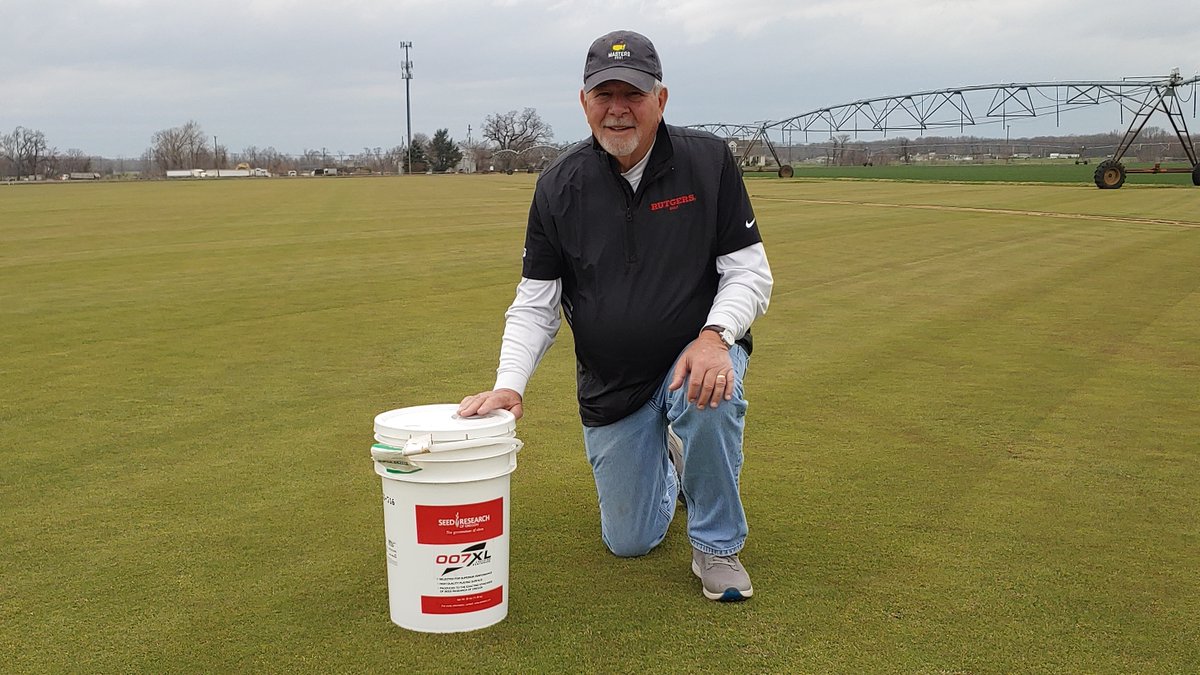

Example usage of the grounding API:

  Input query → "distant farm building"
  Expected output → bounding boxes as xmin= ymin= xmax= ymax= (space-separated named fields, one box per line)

xmin=165 ymin=168 xmax=270 ymax=178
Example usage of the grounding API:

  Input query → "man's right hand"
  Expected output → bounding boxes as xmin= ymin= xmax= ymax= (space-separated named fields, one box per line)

xmin=457 ymin=388 xmax=524 ymax=420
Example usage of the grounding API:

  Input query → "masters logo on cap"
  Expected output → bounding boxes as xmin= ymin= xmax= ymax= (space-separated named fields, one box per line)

xmin=584 ymin=30 xmax=662 ymax=93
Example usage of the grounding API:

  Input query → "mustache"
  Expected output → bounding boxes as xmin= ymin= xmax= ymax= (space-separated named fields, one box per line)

xmin=602 ymin=118 xmax=634 ymax=129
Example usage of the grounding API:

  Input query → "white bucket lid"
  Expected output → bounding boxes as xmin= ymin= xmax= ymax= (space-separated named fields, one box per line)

xmin=374 ymin=404 xmax=516 ymax=444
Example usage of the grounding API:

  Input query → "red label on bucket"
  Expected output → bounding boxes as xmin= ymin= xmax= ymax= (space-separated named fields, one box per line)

xmin=421 ymin=587 xmax=503 ymax=614
xmin=415 ymin=498 xmax=504 ymax=544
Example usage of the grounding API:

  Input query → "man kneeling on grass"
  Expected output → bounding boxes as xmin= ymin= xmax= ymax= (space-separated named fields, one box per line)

xmin=459 ymin=29 xmax=772 ymax=601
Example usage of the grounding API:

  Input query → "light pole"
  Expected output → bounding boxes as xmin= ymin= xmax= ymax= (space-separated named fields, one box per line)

xmin=400 ymin=41 xmax=413 ymax=175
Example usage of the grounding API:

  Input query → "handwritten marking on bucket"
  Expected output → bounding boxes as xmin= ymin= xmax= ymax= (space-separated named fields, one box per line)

xmin=371 ymin=404 xmax=522 ymax=633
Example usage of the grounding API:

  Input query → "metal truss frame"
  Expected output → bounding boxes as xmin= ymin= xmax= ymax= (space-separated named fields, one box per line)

xmin=688 ymin=71 xmax=1200 ymax=187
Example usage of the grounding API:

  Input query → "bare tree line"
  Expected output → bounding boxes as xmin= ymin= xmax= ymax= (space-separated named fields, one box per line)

xmin=8 ymin=110 xmax=1198 ymax=181
xmin=1 ymin=127 xmax=51 ymax=179
xmin=3 ymin=108 xmax=566 ymax=180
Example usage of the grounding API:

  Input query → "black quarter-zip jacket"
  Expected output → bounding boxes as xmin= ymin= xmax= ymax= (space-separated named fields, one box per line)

xmin=522 ymin=120 xmax=762 ymax=426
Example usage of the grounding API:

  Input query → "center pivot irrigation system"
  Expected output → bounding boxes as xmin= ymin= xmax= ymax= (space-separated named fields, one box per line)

xmin=689 ymin=70 xmax=1200 ymax=189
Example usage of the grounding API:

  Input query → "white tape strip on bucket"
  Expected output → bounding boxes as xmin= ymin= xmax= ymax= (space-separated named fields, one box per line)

xmin=371 ymin=437 xmax=523 ymax=464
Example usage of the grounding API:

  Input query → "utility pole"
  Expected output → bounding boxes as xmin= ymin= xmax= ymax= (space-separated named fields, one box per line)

xmin=400 ymin=41 xmax=413 ymax=175
xmin=213 ymin=135 xmax=218 ymax=176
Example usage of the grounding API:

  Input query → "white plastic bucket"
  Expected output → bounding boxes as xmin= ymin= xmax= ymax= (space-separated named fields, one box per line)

xmin=371 ymin=404 xmax=522 ymax=632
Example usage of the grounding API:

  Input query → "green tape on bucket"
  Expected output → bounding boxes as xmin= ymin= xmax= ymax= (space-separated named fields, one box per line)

xmin=372 ymin=443 xmax=423 ymax=473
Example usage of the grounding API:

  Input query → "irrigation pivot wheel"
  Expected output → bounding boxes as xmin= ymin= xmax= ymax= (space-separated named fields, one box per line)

xmin=778 ymin=164 xmax=794 ymax=178
xmin=1094 ymin=160 xmax=1126 ymax=189
xmin=1192 ymin=163 xmax=1200 ymax=187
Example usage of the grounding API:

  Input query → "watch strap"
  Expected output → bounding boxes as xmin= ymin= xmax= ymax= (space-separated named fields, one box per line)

xmin=702 ymin=324 xmax=735 ymax=347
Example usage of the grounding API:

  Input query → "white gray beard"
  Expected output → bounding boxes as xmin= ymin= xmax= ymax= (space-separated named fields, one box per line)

xmin=597 ymin=129 xmax=641 ymax=159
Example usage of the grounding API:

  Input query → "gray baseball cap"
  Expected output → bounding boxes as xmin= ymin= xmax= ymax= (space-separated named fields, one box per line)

xmin=583 ymin=30 xmax=662 ymax=93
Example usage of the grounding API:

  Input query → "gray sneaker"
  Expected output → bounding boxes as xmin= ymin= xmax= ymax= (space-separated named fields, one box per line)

xmin=691 ymin=549 xmax=753 ymax=601
xmin=667 ymin=426 xmax=685 ymax=505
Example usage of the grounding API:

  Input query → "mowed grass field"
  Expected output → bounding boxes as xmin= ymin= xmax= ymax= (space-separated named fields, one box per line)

xmin=748 ymin=161 xmax=1198 ymax=185
xmin=2 ymin=174 xmax=1198 ymax=672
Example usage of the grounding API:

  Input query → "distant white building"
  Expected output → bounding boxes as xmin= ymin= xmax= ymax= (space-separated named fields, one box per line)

xmin=165 ymin=168 xmax=270 ymax=178
xmin=207 ymin=168 xmax=271 ymax=178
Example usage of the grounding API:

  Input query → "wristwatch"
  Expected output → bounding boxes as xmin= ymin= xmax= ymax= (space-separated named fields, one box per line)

xmin=702 ymin=324 xmax=736 ymax=349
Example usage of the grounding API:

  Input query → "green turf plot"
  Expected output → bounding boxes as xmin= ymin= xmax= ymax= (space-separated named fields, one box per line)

xmin=1 ymin=176 xmax=1197 ymax=672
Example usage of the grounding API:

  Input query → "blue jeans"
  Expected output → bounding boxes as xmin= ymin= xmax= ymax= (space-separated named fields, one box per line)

xmin=581 ymin=344 xmax=750 ymax=557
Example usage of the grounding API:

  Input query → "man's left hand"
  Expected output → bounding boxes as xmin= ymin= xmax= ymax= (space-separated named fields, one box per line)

xmin=668 ymin=331 xmax=736 ymax=409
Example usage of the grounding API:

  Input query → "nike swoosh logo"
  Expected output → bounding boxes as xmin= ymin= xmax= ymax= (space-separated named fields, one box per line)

xmin=745 ymin=219 xmax=756 ymax=229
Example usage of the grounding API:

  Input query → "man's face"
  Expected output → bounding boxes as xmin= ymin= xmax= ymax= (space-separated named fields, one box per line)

xmin=581 ymin=80 xmax=668 ymax=170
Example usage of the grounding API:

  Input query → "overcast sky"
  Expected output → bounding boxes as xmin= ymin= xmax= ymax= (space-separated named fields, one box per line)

xmin=5 ymin=0 xmax=1199 ymax=157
